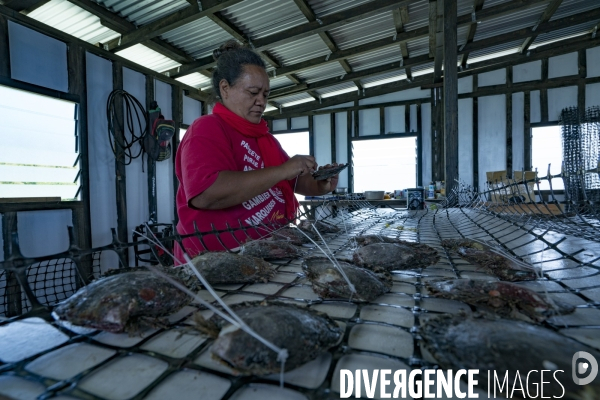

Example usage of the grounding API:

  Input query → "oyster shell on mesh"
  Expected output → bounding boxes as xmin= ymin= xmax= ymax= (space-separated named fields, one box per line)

xmin=298 ymin=219 xmax=340 ymax=234
xmin=272 ymin=227 xmax=317 ymax=245
xmin=421 ymin=314 xmax=600 ymax=399
xmin=302 ymin=257 xmax=392 ymax=302
xmin=425 ymin=278 xmax=575 ymax=323
xmin=441 ymin=238 xmax=537 ymax=281
xmin=196 ymin=301 xmax=342 ymax=375
xmin=53 ymin=268 xmax=191 ymax=333
xmin=190 ymin=252 xmax=276 ymax=284
xmin=311 ymin=163 xmax=348 ymax=181
xmin=352 ymin=239 xmax=440 ymax=271
xmin=240 ymin=240 xmax=306 ymax=259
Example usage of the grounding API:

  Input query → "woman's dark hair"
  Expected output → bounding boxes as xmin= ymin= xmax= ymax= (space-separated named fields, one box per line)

xmin=211 ymin=40 xmax=266 ymax=101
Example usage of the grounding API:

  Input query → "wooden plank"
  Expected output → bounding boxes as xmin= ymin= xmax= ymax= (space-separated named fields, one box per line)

xmin=459 ymin=0 xmax=485 ymax=68
xmin=541 ymin=58 xmax=549 ymax=123
xmin=0 ymin=15 xmax=8 ymax=78
xmin=524 ymin=91 xmax=532 ymax=170
xmin=0 ymin=197 xmax=61 ymax=203
xmin=347 ymin=111 xmax=353 ymax=193
xmin=405 ymin=104 xmax=411 ymax=133
xmin=112 ymin=61 xmax=128 ymax=248
xmin=308 ymin=115 xmax=314 ymax=156
xmin=354 ymin=101 xmax=359 ymax=138
xmin=431 ymin=87 xmax=444 ymax=181
xmin=429 ymin=0 xmax=437 ymax=58
xmin=380 ymin=107 xmax=385 ymax=135
xmin=506 ymin=92 xmax=513 ymax=176
xmin=172 ymin=85 xmax=183 ymax=225
xmin=519 ymin=0 xmax=563 ymax=54
xmin=444 ymin=0 xmax=458 ymax=193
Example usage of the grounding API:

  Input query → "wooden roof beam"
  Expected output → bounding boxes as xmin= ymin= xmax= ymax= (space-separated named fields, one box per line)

xmin=433 ymin=0 xmax=444 ymax=82
xmin=266 ymin=31 xmax=600 ymax=119
xmin=269 ymin=5 xmax=600 ymax=100
xmin=459 ymin=0 xmax=485 ymax=68
xmin=520 ymin=0 xmax=563 ymax=54
xmin=392 ymin=6 xmax=412 ymax=79
xmin=2 ymin=0 xmax=49 ymax=13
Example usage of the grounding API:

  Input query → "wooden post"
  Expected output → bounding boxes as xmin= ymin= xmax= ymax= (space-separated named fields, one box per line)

xmin=112 ymin=61 xmax=128 ymax=253
xmin=146 ymin=75 xmax=157 ymax=223
xmin=172 ymin=85 xmax=183 ymax=224
xmin=347 ymin=111 xmax=353 ymax=193
xmin=2 ymin=212 xmax=22 ymax=317
xmin=68 ymin=42 xmax=92 ymax=284
xmin=524 ymin=91 xmax=532 ymax=170
xmin=0 ymin=15 xmax=9 ymax=78
xmin=578 ymin=49 xmax=586 ymax=121
xmin=473 ymin=75 xmax=479 ymax=189
xmin=443 ymin=0 xmax=458 ymax=194
xmin=405 ymin=104 xmax=411 ymax=133
xmin=353 ymin=100 xmax=359 ymax=138
xmin=379 ymin=107 xmax=385 ymax=135
xmin=417 ymin=104 xmax=423 ymax=186
xmin=431 ymin=87 xmax=444 ymax=182
xmin=540 ymin=58 xmax=549 ymax=123
xmin=308 ymin=115 xmax=314 ymax=156
xmin=506 ymin=67 xmax=513 ymax=177
xmin=330 ymin=113 xmax=336 ymax=163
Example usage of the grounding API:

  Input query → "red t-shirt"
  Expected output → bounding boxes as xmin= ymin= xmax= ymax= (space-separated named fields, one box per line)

xmin=175 ymin=113 xmax=290 ymax=261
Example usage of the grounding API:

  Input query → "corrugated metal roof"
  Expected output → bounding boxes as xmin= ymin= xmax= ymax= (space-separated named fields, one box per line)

xmin=221 ymin=0 xmax=307 ymax=40
xmin=268 ymin=35 xmax=330 ymax=66
xmin=551 ymin=0 xmax=600 ymax=21
xmin=468 ymin=40 xmax=522 ymax=64
xmin=95 ymin=0 xmax=190 ymax=26
xmin=347 ymin=46 xmax=402 ymax=72
xmin=275 ymin=92 xmax=316 ymax=108
xmin=403 ymin=0 xmax=429 ymax=32
xmin=406 ymin=36 xmax=430 ymax=58
xmin=269 ymin=76 xmax=296 ymax=90
xmin=161 ymin=17 xmax=233 ymax=60
xmin=28 ymin=0 xmax=120 ymax=45
xmin=316 ymin=81 xmax=358 ymax=97
xmin=306 ymin=0 xmax=371 ymax=18
xmin=361 ymin=70 xmax=408 ymax=88
xmin=115 ymin=44 xmax=181 ymax=73
xmin=482 ymin=0 xmax=513 ymax=9
xmin=328 ymin=10 xmax=395 ymax=50
xmin=175 ymin=72 xmax=212 ymax=90
xmin=411 ymin=61 xmax=435 ymax=75
xmin=531 ymin=21 xmax=597 ymax=49
xmin=474 ymin=3 xmax=548 ymax=41
xmin=295 ymin=62 xmax=347 ymax=84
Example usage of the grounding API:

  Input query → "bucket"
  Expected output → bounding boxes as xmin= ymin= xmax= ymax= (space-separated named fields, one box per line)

xmin=406 ymin=188 xmax=424 ymax=210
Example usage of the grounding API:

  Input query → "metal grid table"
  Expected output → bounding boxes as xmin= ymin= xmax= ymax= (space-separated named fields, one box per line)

xmin=1 ymin=203 xmax=599 ymax=400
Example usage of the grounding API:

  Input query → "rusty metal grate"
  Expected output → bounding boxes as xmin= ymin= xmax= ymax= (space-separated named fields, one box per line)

xmin=0 ymin=198 xmax=599 ymax=399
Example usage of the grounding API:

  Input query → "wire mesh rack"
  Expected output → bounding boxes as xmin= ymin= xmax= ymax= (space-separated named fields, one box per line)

xmin=0 ymin=194 xmax=599 ymax=399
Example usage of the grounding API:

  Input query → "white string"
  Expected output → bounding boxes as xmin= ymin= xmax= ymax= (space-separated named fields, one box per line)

xmin=136 ymin=227 xmax=289 ymax=385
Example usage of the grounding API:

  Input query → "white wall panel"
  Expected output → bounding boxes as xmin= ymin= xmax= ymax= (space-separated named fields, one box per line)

xmin=183 ymin=96 xmax=201 ymax=125
xmin=86 ymin=53 xmax=118 ymax=271
xmin=548 ymin=52 xmax=578 ymax=79
xmin=587 ymin=46 xmax=600 ymax=78
xmin=458 ymin=98 xmax=473 ymax=186
xmin=512 ymin=92 xmax=525 ymax=172
xmin=478 ymin=95 xmax=506 ymax=191
xmin=314 ymin=114 xmax=331 ymax=167
xmin=548 ymin=86 xmax=577 ymax=122
xmin=478 ymin=69 xmax=506 ymax=87
xmin=421 ymin=103 xmax=432 ymax=186
xmin=17 ymin=210 xmax=70 ymax=258
xmin=154 ymin=80 xmax=175 ymax=224
xmin=458 ymin=76 xmax=473 ymax=94
xmin=272 ymin=119 xmax=287 ymax=131
xmin=530 ymin=90 xmax=541 ymax=123
xmin=359 ymin=108 xmax=380 ymax=136
xmin=335 ymin=112 xmax=349 ymax=188
xmin=384 ymin=106 xmax=404 ymax=133
xmin=123 ymin=67 xmax=148 ymax=265
xmin=586 ymin=83 xmax=600 ymax=108
xmin=513 ymin=60 xmax=541 ymax=83
xmin=291 ymin=116 xmax=309 ymax=129
xmin=8 ymin=22 xmax=68 ymax=92
xmin=358 ymin=87 xmax=430 ymax=105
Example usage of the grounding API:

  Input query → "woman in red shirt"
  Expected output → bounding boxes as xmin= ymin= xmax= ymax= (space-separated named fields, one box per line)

xmin=175 ymin=40 xmax=338 ymax=260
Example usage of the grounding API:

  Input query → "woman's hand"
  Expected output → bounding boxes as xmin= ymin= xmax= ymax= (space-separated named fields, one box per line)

xmin=294 ymin=163 xmax=341 ymax=196
xmin=280 ymin=155 xmax=317 ymax=180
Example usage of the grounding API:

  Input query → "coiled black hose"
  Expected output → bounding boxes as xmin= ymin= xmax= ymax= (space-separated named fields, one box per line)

xmin=106 ymin=89 xmax=148 ymax=165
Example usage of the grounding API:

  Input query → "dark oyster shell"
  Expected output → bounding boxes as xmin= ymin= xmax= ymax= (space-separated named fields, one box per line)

xmin=240 ymin=240 xmax=306 ymax=259
xmin=191 ymin=252 xmax=276 ymax=284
